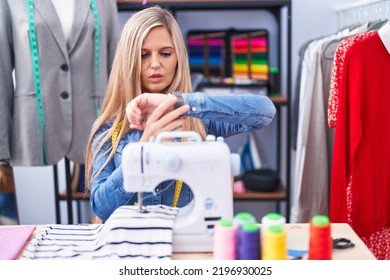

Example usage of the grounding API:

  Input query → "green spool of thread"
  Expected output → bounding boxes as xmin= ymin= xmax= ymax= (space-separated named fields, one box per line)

xmin=242 ymin=222 xmax=259 ymax=232
xmin=312 ymin=215 xmax=330 ymax=227
xmin=219 ymin=218 xmax=234 ymax=228
xmin=261 ymin=212 xmax=286 ymax=232
xmin=266 ymin=212 xmax=282 ymax=221
xmin=234 ymin=212 xmax=255 ymax=225
xmin=268 ymin=224 xmax=283 ymax=233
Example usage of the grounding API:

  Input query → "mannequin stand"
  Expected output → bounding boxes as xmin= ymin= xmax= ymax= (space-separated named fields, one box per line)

xmin=53 ymin=158 xmax=75 ymax=224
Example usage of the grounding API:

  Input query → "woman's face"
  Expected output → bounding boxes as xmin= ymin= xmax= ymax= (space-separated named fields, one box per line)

xmin=141 ymin=26 xmax=178 ymax=93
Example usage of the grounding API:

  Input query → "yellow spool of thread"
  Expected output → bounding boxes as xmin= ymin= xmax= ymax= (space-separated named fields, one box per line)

xmin=262 ymin=225 xmax=287 ymax=260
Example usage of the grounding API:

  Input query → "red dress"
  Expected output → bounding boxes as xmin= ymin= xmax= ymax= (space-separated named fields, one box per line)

xmin=329 ymin=31 xmax=390 ymax=259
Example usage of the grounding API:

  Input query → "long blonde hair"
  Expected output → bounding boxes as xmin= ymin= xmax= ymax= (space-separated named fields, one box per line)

xmin=85 ymin=6 xmax=206 ymax=189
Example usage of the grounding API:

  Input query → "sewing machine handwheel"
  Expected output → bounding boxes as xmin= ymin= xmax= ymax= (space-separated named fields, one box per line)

xmin=164 ymin=153 xmax=182 ymax=172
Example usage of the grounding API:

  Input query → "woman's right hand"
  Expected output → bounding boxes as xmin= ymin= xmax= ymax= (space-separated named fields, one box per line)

xmin=128 ymin=96 xmax=190 ymax=141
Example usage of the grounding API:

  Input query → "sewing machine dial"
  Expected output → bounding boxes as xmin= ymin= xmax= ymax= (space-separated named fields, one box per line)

xmin=163 ymin=153 xmax=182 ymax=172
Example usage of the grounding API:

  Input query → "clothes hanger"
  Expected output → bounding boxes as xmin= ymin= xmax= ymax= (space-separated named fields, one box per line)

xmin=321 ymin=22 xmax=371 ymax=61
xmin=367 ymin=19 xmax=389 ymax=31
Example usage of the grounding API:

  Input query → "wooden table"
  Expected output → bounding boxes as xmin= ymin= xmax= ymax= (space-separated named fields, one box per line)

xmin=172 ymin=223 xmax=376 ymax=260
xmin=1 ymin=222 xmax=376 ymax=260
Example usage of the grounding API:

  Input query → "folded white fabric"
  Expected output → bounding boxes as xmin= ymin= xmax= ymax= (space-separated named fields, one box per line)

xmin=21 ymin=205 xmax=178 ymax=259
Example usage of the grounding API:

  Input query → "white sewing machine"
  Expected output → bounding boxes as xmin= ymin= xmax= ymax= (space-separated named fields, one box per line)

xmin=122 ymin=131 xmax=240 ymax=252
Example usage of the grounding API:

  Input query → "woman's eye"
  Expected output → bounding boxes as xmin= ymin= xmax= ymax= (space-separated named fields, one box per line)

xmin=161 ymin=52 xmax=171 ymax=57
xmin=141 ymin=53 xmax=149 ymax=59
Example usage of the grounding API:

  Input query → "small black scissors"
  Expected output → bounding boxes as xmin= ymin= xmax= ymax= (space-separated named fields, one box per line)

xmin=333 ymin=238 xmax=355 ymax=249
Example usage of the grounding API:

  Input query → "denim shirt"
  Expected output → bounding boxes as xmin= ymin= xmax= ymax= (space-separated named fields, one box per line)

xmin=90 ymin=92 xmax=276 ymax=221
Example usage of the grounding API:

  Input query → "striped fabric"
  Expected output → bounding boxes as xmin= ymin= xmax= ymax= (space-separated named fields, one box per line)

xmin=21 ymin=205 xmax=178 ymax=259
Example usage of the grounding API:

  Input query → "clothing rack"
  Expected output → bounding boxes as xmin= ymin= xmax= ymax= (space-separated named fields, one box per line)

xmin=335 ymin=0 xmax=390 ymax=29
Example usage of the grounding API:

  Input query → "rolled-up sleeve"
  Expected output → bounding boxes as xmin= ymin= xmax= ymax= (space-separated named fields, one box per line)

xmin=183 ymin=92 xmax=276 ymax=137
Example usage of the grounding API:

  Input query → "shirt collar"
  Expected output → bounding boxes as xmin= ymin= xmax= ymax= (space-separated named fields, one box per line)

xmin=378 ymin=21 xmax=390 ymax=54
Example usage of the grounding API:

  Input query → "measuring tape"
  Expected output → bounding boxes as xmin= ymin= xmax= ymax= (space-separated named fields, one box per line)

xmin=90 ymin=0 xmax=101 ymax=116
xmin=26 ymin=0 xmax=47 ymax=164
xmin=172 ymin=137 xmax=187 ymax=207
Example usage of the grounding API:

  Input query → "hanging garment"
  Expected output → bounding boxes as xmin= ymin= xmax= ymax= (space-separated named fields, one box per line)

xmin=291 ymin=23 xmax=371 ymax=224
xmin=21 ymin=205 xmax=179 ymax=259
xmin=0 ymin=0 xmax=119 ymax=166
xmin=328 ymin=31 xmax=376 ymax=128
xmin=291 ymin=28 xmax=352 ymax=223
xmin=329 ymin=23 xmax=390 ymax=260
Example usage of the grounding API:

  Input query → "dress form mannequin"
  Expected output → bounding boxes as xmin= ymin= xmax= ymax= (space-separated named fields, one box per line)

xmin=0 ymin=0 xmax=120 ymax=224
xmin=50 ymin=0 xmax=86 ymax=224
xmin=0 ymin=0 xmax=120 ymax=166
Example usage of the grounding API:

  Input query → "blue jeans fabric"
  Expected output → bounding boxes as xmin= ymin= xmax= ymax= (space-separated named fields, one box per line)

xmin=90 ymin=92 xmax=276 ymax=221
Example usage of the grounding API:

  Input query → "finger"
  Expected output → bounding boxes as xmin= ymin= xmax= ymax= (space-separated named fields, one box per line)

xmin=129 ymin=123 xmax=144 ymax=130
xmin=140 ymin=102 xmax=189 ymax=139
xmin=126 ymin=101 xmax=143 ymax=124
xmin=136 ymin=94 xmax=150 ymax=111
xmin=157 ymin=104 xmax=190 ymax=126
xmin=147 ymin=104 xmax=189 ymax=134
xmin=150 ymin=117 xmax=188 ymax=136
xmin=146 ymin=97 xmax=178 ymax=123
xmin=163 ymin=117 xmax=188 ymax=132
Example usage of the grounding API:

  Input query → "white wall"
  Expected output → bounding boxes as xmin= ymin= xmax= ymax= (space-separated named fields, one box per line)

xmin=14 ymin=0 xmax=357 ymax=225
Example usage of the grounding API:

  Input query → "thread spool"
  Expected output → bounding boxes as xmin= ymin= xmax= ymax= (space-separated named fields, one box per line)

xmin=308 ymin=215 xmax=332 ymax=260
xmin=261 ymin=212 xmax=286 ymax=232
xmin=213 ymin=218 xmax=238 ymax=260
xmin=262 ymin=225 xmax=287 ymax=260
xmin=234 ymin=212 xmax=256 ymax=226
xmin=237 ymin=222 xmax=261 ymax=260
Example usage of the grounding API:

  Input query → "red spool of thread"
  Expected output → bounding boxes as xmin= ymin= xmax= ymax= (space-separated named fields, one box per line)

xmin=308 ymin=215 xmax=332 ymax=260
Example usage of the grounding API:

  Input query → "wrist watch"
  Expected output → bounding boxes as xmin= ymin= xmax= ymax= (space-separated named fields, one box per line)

xmin=172 ymin=91 xmax=185 ymax=108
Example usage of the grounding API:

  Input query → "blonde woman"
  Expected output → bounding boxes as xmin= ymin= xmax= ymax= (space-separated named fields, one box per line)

xmin=85 ymin=6 xmax=276 ymax=222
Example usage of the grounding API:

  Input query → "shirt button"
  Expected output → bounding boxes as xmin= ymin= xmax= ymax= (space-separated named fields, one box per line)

xmin=60 ymin=91 xmax=69 ymax=99
xmin=191 ymin=107 xmax=197 ymax=112
xmin=61 ymin=63 xmax=69 ymax=71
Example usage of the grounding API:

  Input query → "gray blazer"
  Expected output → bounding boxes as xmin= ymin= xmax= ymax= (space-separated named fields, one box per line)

xmin=0 ymin=0 xmax=119 ymax=166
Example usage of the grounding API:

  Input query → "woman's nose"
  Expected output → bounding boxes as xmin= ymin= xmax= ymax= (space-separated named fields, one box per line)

xmin=150 ymin=54 xmax=161 ymax=68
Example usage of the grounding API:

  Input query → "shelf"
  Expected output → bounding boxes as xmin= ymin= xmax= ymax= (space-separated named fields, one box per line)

xmin=59 ymin=192 xmax=90 ymax=201
xmin=60 ymin=188 xmax=287 ymax=201
xmin=270 ymin=95 xmax=288 ymax=105
xmin=117 ymin=0 xmax=291 ymax=6
xmin=117 ymin=0 xmax=290 ymax=4
xmin=233 ymin=185 xmax=286 ymax=201
xmin=117 ymin=1 xmax=291 ymax=11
